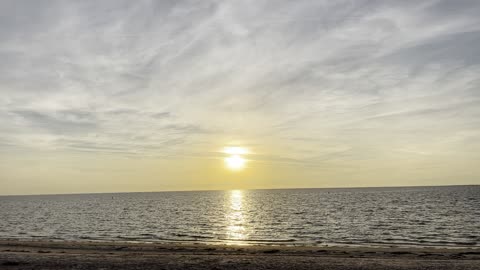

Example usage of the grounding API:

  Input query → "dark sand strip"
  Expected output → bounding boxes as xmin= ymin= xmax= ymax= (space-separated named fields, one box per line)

xmin=0 ymin=240 xmax=479 ymax=269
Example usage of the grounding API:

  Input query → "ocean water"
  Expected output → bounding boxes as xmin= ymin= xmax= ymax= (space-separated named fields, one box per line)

xmin=0 ymin=186 xmax=478 ymax=248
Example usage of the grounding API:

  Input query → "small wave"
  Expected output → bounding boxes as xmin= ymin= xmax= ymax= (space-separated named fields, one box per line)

xmin=334 ymin=239 xmax=480 ymax=248
xmin=218 ymin=238 xmax=296 ymax=243
xmin=170 ymin=233 xmax=215 ymax=239
xmin=139 ymin=233 xmax=158 ymax=237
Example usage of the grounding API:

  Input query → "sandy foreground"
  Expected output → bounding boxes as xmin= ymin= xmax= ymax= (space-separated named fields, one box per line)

xmin=0 ymin=240 xmax=479 ymax=270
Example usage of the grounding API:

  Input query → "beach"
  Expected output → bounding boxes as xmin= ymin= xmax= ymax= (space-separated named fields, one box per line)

xmin=1 ymin=240 xmax=479 ymax=270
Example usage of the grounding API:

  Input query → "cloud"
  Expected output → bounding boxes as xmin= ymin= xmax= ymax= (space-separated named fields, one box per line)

xmin=0 ymin=0 xmax=479 ymax=169
xmin=382 ymin=30 xmax=480 ymax=68
xmin=11 ymin=109 xmax=97 ymax=134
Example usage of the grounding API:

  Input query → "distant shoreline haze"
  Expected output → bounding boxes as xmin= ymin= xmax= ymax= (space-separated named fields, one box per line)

xmin=0 ymin=184 xmax=478 ymax=197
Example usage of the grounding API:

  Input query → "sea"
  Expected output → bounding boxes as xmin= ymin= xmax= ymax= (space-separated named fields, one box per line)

xmin=0 ymin=185 xmax=478 ymax=248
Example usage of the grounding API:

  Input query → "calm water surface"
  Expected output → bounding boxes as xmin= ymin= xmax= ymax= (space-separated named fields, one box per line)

xmin=0 ymin=186 xmax=479 ymax=248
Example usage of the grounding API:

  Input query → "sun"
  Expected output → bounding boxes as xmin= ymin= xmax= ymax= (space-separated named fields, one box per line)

xmin=225 ymin=155 xmax=246 ymax=170
xmin=223 ymin=146 xmax=248 ymax=171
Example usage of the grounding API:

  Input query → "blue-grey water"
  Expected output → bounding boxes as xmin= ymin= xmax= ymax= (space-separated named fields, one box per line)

xmin=0 ymin=186 xmax=479 ymax=248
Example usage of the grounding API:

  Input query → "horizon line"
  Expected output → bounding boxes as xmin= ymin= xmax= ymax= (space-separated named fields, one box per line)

xmin=1 ymin=183 xmax=478 ymax=197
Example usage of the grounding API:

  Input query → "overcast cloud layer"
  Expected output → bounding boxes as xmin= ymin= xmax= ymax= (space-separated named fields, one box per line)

xmin=1 ymin=0 xmax=480 ymax=193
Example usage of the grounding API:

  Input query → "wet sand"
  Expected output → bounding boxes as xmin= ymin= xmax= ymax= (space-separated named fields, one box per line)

xmin=0 ymin=240 xmax=479 ymax=269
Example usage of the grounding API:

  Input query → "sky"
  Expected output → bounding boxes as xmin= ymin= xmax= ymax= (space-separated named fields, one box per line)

xmin=1 ymin=0 xmax=480 ymax=195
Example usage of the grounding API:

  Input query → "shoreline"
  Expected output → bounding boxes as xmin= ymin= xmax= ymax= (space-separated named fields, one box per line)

xmin=1 ymin=240 xmax=479 ymax=269
xmin=0 ymin=238 xmax=479 ymax=250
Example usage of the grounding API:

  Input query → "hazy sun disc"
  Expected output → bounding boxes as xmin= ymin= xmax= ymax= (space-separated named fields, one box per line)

xmin=225 ymin=155 xmax=246 ymax=170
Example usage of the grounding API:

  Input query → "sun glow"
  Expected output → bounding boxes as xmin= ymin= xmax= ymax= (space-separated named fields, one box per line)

xmin=225 ymin=155 xmax=246 ymax=170
xmin=223 ymin=147 xmax=249 ymax=155
xmin=223 ymin=146 xmax=248 ymax=171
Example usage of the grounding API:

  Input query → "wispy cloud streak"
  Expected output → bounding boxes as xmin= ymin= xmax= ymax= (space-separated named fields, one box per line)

xmin=0 ymin=0 xmax=479 ymax=184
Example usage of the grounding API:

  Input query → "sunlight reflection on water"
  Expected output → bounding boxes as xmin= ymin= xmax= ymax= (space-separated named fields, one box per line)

xmin=225 ymin=190 xmax=247 ymax=243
